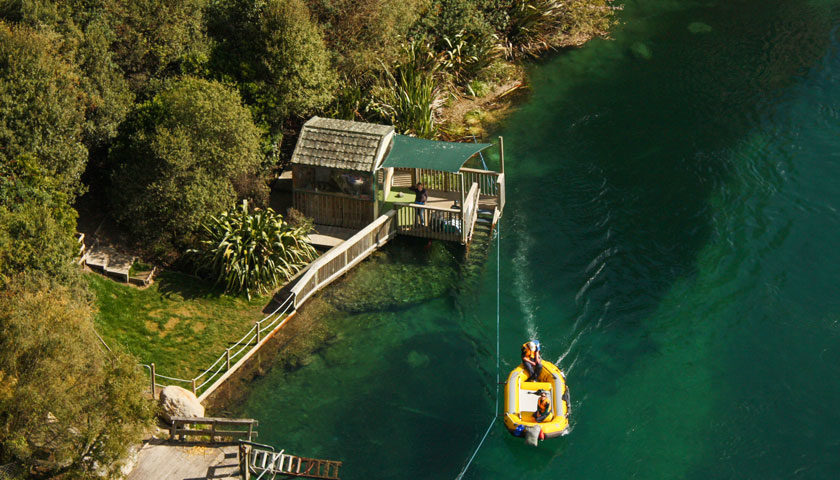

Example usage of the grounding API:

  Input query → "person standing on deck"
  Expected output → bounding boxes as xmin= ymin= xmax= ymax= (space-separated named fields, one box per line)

xmin=409 ymin=182 xmax=428 ymax=226
xmin=522 ymin=341 xmax=543 ymax=381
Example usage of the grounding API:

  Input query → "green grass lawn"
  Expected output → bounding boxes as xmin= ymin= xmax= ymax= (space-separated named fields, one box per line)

xmin=87 ymin=271 xmax=270 ymax=380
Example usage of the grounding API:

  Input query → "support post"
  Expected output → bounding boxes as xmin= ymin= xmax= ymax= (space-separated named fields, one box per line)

xmin=226 ymin=348 xmax=231 ymax=371
xmin=150 ymin=363 xmax=156 ymax=399
xmin=256 ymin=322 xmax=261 ymax=344
xmin=372 ymin=170 xmax=379 ymax=219
xmin=239 ymin=443 xmax=252 ymax=480
xmin=498 ymin=136 xmax=505 ymax=174
xmin=460 ymin=174 xmax=466 ymax=244
xmin=191 ymin=379 xmax=197 ymax=395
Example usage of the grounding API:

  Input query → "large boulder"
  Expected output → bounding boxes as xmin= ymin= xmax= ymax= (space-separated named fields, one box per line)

xmin=158 ymin=385 xmax=204 ymax=422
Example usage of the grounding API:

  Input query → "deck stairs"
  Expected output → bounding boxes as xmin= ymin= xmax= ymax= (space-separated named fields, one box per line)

xmin=249 ymin=446 xmax=341 ymax=480
xmin=457 ymin=207 xmax=500 ymax=295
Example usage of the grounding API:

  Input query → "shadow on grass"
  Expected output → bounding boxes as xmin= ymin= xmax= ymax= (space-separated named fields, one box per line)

xmin=155 ymin=270 xmax=229 ymax=301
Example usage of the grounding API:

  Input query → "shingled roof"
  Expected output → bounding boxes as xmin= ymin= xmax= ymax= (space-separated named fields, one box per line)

xmin=290 ymin=117 xmax=395 ymax=172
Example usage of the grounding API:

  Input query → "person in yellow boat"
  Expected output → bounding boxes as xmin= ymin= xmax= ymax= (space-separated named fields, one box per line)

xmin=521 ymin=341 xmax=543 ymax=381
xmin=535 ymin=389 xmax=551 ymax=423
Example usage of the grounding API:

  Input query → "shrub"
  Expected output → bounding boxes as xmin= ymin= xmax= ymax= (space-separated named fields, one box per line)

xmin=374 ymin=41 xmax=440 ymax=139
xmin=0 ymin=274 xmax=154 ymax=476
xmin=109 ymin=77 xmax=264 ymax=255
xmin=306 ymin=0 xmax=429 ymax=76
xmin=190 ymin=201 xmax=318 ymax=299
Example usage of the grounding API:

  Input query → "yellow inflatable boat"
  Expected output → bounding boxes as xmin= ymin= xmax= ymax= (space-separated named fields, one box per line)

xmin=503 ymin=360 xmax=571 ymax=439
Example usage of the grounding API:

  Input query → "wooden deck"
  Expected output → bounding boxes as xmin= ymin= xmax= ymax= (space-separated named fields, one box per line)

xmin=127 ymin=441 xmax=240 ymax=480
xmin=389 ymin=188 xmax=499 ymax=212
xmin=307 ymin=225 xmax=359 ymax=248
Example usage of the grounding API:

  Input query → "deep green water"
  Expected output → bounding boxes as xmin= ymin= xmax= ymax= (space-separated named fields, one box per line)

xmin=235 ymin=0 xmax=840 ymax=477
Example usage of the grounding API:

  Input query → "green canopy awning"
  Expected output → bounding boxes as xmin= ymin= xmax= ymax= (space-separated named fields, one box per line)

xmin=380 ymin=135 xmax=492 ymax=173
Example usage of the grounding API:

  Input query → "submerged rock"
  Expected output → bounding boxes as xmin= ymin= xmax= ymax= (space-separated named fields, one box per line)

xmin=159 ymin=385 xmax=204 ymax=422
xmin=407 ymin=350 xmax=430 ymax=368
xmin=630 ymin=42 xmax=652 ymax=60
xmin=688 ymin=22 xmax=713 ymax=34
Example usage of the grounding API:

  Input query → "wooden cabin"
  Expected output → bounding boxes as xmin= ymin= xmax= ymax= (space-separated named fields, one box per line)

xmin=291 ymin=117 xmax=505 ymax=245
xmin=290 ymin=117 xmax=394 ymax=230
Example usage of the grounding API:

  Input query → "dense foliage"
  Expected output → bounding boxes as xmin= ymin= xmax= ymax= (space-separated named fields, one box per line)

xmin=109 ymin=77 xmax=264 ymax=255
xmin=0 ymin=274 xmax=154 ymax=476
xmin=0 ymin=23 xmax=88 ymax=197
xmin=190 ymin=201 xmax=318 ymax=299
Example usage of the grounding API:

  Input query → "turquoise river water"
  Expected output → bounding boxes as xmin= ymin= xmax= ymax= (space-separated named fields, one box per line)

xmin=234 ymin=0 xmax=840 ymax=477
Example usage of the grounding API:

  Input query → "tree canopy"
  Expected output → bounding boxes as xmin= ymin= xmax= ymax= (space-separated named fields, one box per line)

xmin=109 ymin=76 xmax=264 ymax=254
xmin=0 ymin=274 xmax=153 ymax=475
xmin=0 ymin=22 xmax=88 ymax=197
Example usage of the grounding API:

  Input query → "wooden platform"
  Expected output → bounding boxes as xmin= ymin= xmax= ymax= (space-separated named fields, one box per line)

xmin=387 ymin=188 xmax=498 ymax=212
xmin=126 ymin=441 xmax=240 ymax=480
xmin=307 ymin=225 xmax=358 ymax=248
xmin=84 ymin=245 xmax=136 ymax=282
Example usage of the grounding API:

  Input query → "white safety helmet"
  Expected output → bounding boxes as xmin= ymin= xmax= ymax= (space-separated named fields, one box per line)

xmin=527 ymin=341 xmax=536 ymax=351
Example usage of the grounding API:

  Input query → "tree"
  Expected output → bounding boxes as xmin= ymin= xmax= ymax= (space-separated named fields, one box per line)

xmin=106 ymin=0 xmax=210 ymax=91
xmin=0 ymin=274 xmax=154 ymax=476
xmin=0 ymin=1 xmax=135 ymax=150
xmin=190 ymin=201 xmax=317 ymax=299
xmin=0 ymin=22 xmax=88 ymax=197
xmin=109 ymin=76 xmax=264 ymax=255
xmin=305 ymin=0 xmax=429 ymax=76
xmin=257 ymin=0 xmax=337 ymax=123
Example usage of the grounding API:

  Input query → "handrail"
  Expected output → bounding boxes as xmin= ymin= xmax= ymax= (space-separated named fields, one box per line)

xmin=408 ymin=203 xmax=460 ymax=213
xmin=291 ymin=210 xmax=397 ymax=308
xmin=146 ymin=212 xmax=401 ymax=399
xmin=459 ymin=167 xmax=500 ymax=175
xmin=169 ymin=416 xmax=258 ymax=443
xmin=462 ymin=182 xmax=480 ymax=244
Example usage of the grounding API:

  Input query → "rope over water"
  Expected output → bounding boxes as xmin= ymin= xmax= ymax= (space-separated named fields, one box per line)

xmin=455 ymin=221 xmax=501 ymax=480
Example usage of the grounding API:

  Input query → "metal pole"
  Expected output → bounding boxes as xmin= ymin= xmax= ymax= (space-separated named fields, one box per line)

xmin=226 ymin=348 xmax=231 ymax=371
xmin=256 ymin=322 xmax=261 ymax=344
xmin=498 ymin=136 xmax=505 ymax=174
xmin=191 ymin=379 xmax=197 ymax=395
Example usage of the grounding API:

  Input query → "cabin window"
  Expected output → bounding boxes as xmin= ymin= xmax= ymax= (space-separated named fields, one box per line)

xmin=293 ymin=165 xmax=373 ymax=199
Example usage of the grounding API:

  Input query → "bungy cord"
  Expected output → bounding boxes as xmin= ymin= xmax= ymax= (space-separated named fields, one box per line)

xmin=455 ymin=220 xmax=500 ymax=480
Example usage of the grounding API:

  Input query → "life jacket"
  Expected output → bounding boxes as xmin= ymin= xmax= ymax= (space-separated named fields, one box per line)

xmin=521 ymin=343 xmax=536 ymax=361
xmin=537 ymin=396 xmax=551 ymax=415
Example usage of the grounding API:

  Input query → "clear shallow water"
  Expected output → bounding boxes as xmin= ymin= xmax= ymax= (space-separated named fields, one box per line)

xmin=234 ymin=0 xmax=840 ymax=477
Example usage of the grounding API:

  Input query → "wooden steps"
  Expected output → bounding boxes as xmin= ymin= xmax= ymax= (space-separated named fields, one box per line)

xmin=249 ymin=447 xmax=341 ymax=480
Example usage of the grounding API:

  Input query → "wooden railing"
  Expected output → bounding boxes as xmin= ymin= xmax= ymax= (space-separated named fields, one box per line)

xmin=394 ymin=182 xmax=481 ymax=244
xmin=460 ymin=167 xmax=501 ymax=197
xmin=169 ymin=416 xmax=258 ymax=443
xmin=293 ymin=190 xmax=373 ymax=229
xmin=462 ymin=182 xmax=480 ymax=244
xmin=291 ymin=210 xmax=397 ymax=308
xmin=419 ymin=169 xmax=461 ymax=192
xmin=395 ymin=204 xmax=461 ymax=243
xmin=497 ymin=172 xmax=505 ymax=212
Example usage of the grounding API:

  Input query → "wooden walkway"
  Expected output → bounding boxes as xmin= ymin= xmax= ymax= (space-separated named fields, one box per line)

xmin=127 ymin=441 xmax=240 ymax=480
xmin=307 ymin=225 xmax=358 ymax=248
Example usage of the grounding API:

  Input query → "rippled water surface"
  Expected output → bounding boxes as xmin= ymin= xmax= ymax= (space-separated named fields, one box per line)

xmin=235 ymin=0 xmax=840 ymax=477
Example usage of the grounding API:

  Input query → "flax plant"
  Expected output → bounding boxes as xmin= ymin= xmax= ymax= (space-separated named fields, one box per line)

xmin=375 ymin=40 xmax=440 ymax=139
xmin=190 ymin=200 xmax=317 ymax=299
